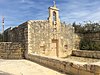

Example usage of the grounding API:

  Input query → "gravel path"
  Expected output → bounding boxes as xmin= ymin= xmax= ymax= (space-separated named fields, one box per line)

xmin=0 ymin=59 xmax=66 ymax=75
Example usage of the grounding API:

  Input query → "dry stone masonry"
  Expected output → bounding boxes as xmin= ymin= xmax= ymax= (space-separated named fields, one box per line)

xmin=27 ymin=53 xmax=100 ymax=75
xmin=72 ymin=50 xmax=100 ymax=59
xmin=28 ymin=20 xmax=77 ymax=57
xmin=0 ymin=42 xmax=24 ymax=59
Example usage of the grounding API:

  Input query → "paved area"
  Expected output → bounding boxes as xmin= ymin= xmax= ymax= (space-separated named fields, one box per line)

xmin=0 ymin=59 xmax=66 ymax=75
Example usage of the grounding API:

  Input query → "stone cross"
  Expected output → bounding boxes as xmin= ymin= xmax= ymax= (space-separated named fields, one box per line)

xmin=53 ymin=0 xmax=56 ymax=7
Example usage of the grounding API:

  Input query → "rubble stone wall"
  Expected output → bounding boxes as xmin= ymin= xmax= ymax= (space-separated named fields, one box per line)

xmin=27 ymin=53 xmax=100 ymax=75
xmin=4 ymin=20 xmax=80 ymax=57
xmin=28 ymin=20 xmax=51 ymax=54
xmin=60 ymin=23 xmax=80 ymax=55
xmin=72 ymin=50 xmax=100 ymax=59
xmin=4 ymin=22 xmax=28 ymax=42
xmin=28 ymin=20 xmax=79 ymax=57
xmin=0 ymin=42 xmax=24 ymax=59
xmin=4 ymin=22 xmax=28 ymax=58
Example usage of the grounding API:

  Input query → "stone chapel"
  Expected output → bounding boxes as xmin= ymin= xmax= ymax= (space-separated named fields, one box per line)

xmin=4 ymin=1 xmax=80 ymax=58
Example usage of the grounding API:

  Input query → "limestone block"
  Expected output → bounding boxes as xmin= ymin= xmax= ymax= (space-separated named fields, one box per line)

xmin=27 ymin=54 xmax=100 ymax=75
xmin=72 ymin=50 xmax=100 ymax=59
xmin=79 ymin=65 xmax=87 ymax=71
xmin=94 ymin=73 xmax=100 ymax=75
xmin=0 ymin=42 xmax=24 ymax=59
xmin=93 ymin=65 xmax=100 ymax=74
xmin=64 ymin=62 xmax=71 ymax=73
xmin=70 ymin=66 xmax=79 ymax=75
xmin=79 ymin=70 xmax=94 ymax=75
xmin=96 ymin=53 xmax=100 ymax=59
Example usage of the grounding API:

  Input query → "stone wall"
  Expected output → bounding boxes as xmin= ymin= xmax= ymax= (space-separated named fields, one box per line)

xmin=60 ymin=23 xmax=80 ymax=55
xmin=4 ymin=22 xmax=28 ymax=42
xmin=4 ymin=20 xmax=80 ymax=57
xmin=72 ymin=50 xmax=100 ymax=59
xmin=28 ymin=20 xmax=79 ymax=57
xmin=0 ymin=42 xmax=24 ymax=59
xmin=4 ymin=22 xmax=28 ymax=58
xmin=27 ymin=53 xmax=100 ymax=75
xmin=28 ymin=20 xmax=51 ymax=54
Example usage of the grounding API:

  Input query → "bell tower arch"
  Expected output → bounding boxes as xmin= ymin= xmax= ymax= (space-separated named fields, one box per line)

xmin=48 ymin=0 xmax=60 ymax=31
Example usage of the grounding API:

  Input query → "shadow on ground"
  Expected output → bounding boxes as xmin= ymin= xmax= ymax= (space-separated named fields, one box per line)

xmin=0 ymin=71 xmax=13 ymax=75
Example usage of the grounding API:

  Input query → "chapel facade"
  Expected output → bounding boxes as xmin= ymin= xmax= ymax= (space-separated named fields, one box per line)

xmin=4 ymin=1 xmax=80 ymax=58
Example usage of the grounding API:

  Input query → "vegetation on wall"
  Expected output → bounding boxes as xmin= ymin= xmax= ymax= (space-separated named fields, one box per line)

xmin=80 ymin=39 xmax=100 ymax=51
xmin=73 ymin=21 xmax=100 ymax=50
xmin=73 ymin=22 xmax=100 ymax=33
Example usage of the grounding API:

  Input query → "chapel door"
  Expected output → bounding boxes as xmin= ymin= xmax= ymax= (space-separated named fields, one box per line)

xmin=52 ymin=39 xmax=59 ymax=57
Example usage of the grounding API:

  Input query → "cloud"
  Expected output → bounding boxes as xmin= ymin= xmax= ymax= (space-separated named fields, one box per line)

xmin=21 ymin=0 xmax=25 ymax=3
xmin=58 ymin=0 xmax=100 ymax=23
xmin=0 ymin=0 xmax=100 ymax=31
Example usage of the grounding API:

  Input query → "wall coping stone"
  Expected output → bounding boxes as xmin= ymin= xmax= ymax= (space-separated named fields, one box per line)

xmin=72 ymin=50 xmax=100 ymax=59
xmin=27 ymin=53 xmax=100 ymax=74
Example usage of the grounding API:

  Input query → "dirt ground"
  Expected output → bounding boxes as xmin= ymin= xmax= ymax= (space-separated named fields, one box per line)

xmin=0 ymin=59 xmax=66 ymax=75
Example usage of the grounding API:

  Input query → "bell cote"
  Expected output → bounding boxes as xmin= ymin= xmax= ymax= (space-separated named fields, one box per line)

xmin=48 ymin=1 xmax=60 ymax=30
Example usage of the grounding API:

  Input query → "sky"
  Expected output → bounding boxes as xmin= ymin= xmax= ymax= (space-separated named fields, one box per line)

xmin=0 ymin=0 xmax=100 ymax=31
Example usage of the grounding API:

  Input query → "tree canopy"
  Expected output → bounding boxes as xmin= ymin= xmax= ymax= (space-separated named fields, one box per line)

xmin=72 ymin=22 xmax=100 ymax=33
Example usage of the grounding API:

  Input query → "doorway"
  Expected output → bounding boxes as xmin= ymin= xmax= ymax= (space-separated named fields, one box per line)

xmin=51 ymin=39 xmax=59 ymax=57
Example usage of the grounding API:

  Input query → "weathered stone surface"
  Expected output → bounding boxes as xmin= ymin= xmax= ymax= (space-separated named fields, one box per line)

xmin=27 ymin=53 xmax=100 ymax=75
xmin=72 ymin=50 xmax=100 ymax=59
xmin=4 ymin=18 xmax=79 ymax=58
xmin=0 ymin=42 xmax=24 ymax=59
xmin=27 ymin=20 xmax=78 ymax=57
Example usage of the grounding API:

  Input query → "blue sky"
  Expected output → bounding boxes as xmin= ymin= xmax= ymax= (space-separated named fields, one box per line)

xmin=0 ymin=0 xmax=100 ymax=31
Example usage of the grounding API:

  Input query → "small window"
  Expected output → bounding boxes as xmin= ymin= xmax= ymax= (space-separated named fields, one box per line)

xmin=53 ymin=11 xmax=56 ymax=21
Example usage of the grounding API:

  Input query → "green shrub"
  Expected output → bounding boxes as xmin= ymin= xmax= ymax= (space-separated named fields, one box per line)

xmin=80 ymin=39 xmax=100 ymax=51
